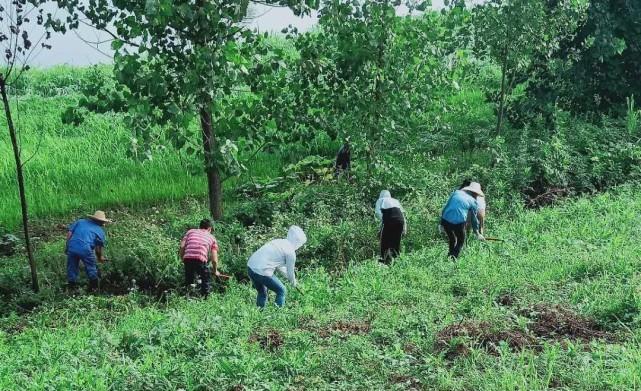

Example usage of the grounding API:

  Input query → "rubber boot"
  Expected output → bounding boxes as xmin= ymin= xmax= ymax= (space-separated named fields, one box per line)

xmin=67 ymin=281 xmax=79 ymax=292
xmin=88 ymin=278 xmax=99 ymax=293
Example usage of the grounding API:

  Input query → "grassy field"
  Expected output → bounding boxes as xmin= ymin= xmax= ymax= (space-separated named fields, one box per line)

xmin=0 ymin=93 xmax=297 ymax=230
xmin=2 ymin=63 xmax=640 ymax=390
xmin=1 ymin=186 xmax=640 ymax=390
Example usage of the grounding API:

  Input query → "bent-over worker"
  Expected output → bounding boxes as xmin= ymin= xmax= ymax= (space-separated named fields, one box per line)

xmin=179 ymin=218 xmax=221 ymax=297
xmin=375 ymin=190 xmax=406 ymax=263
xmin=440 ymin=182 xmax=485 ymax=259
xmin=247 ymin=225 xmax=307 ymax=308
xmin=65 ymin=210 xmax=111 ymax=291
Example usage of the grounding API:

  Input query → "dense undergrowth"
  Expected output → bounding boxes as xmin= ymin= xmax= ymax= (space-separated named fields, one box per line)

xmin=1 ymin=186 xmax=640 ymax=390
xmin=1 ymin=63 xmax=640 ymax=318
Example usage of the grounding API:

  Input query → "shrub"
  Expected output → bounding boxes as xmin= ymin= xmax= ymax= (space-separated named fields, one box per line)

xmin=105 ymin=219 xmax=182 ymax=291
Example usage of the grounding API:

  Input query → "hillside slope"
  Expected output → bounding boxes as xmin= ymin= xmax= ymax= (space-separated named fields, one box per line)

xmin=1 ymin=186 xmax=640 ymax=390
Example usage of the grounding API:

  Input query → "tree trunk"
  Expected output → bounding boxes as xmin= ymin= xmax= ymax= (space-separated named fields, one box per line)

xmin=0 ymin=78 xmax=39 ymax=292
xmin=496 ymin=57 xmax=508 ymax=135
xmin=496 ymin=47 xmax=510 ymax=135
xmin=199 ymin=106 xmax=222 ymax=220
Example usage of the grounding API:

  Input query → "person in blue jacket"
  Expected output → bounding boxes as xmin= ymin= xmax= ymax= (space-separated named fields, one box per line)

xmin=440 ymin=182 xmax=485 ymax=259
xmin=65 ymin=210 xmax=111 ymax=291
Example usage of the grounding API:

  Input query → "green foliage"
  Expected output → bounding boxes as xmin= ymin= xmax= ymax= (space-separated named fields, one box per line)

xmin=106 ymin=219 xmax=183 ymax=291
xmin=61 ymin=66 xmax=128 ymax=125
xmin=561 ymin=0 xmax=641 ymax=113
xmin=518 ymin=0 xmax=641 ymax=120
xmin=283 ymin=155 xmax=334 ymax=182
xmin=472 ymin=0 xmax=584 ymax=133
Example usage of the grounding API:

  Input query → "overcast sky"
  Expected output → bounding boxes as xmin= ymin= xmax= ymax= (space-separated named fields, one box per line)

xmin=33 ymin=1 xmax=452 ymax=67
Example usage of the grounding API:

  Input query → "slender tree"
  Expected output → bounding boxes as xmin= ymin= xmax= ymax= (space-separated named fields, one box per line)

xmin=1 ymin=0 xmax=60 ymax=292
xmin=472 ymin=0 xmax=580 ymax=135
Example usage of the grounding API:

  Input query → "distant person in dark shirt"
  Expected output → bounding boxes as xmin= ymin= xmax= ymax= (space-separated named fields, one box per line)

xmin=65 ymin=211 xmax=111 ymax=291
xmin=335 ymin=140 xmax=351 ymax=178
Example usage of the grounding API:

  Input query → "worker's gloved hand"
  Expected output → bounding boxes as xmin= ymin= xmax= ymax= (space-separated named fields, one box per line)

xmin=438 ymin=224 xmax=445 ymax=235
xmin=475 ymin=233 xmax=486 ymax=241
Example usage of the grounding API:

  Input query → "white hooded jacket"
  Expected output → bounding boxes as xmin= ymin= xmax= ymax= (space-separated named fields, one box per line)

xmin=247 ymin=225 xmax=307 ymax=286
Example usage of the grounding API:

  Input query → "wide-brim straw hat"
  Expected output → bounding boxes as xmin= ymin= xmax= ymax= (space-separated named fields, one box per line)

xmin=88 ymin=210 xmax=112 ymax=223
xmin=462 ymin=182 xmax=484 ymax=197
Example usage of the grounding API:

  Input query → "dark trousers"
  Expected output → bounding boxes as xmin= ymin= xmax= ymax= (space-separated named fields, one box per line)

xmin=441 ymin=218 xmax=466 ymax=259
xmin=184 ymin=259 xmax=211 ymax=296
xmin=380 ymin=219 xmax=403 ymax=262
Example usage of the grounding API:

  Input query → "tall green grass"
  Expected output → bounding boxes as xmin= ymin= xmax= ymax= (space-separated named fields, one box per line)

xmin=0 ymin=95 xmax=212 ymax=229
xmin=0 ymin=92 xmax=301 ymax=230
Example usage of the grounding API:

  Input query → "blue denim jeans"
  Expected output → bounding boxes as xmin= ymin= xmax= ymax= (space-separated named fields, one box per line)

xmin=67 ymin=250 xmax=99 ymax=283
xmin=247 ymin=267 xmax=287 ymax=308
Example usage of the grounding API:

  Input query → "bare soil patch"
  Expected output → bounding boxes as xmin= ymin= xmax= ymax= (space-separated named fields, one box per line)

xmin=249 ymin=329 xmax=284 ymax=352
xmin=403 ymin=342 xmax=420 ymax=355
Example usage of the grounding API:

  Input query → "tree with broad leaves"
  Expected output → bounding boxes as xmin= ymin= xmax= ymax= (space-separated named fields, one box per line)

xmin=524 ymin=0 xmax=640 ymax=118
xmin=1 ymin=0 xmax=61 ymax=292
xmin=47 ymin=0 xmax=319 ymax=220
xmin=472 ymin=0 xmax=582 ymax=135
xmin=303 ymin=0 xmax=430 ymax=175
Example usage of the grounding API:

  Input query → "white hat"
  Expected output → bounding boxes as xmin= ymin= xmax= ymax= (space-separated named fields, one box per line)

xmin=461 ymin=182 xmax=484 ymax=197
xmin=379 ymin=190 xmax=391 ymax=199
xmin=88 ymin=210 xmax=112 ymax=223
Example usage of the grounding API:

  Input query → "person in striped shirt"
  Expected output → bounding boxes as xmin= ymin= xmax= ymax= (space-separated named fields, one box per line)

xmin=179 ymin=219 xmax=220 ymax=296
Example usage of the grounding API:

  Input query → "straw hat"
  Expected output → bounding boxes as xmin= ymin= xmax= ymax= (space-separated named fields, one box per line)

xmin=88 ymin=210 xmax=112 ymax=223
xmin=461 ymin=182 xmax=484 ymax=197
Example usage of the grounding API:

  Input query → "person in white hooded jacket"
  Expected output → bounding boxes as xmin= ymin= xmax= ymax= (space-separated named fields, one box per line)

xmin=247 ymin=225 xmax=307 ymax=308
xmin=375 ymin=190 xmax=406 ymax=263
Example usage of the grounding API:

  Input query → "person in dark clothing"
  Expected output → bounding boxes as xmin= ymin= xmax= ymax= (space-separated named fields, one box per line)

xmin=440 ymin=182 xmax=485 ymax=259
xmin=335 ymin=140 xmax=351 ymax=178
xmin=375 ymin=190 xmax=407 ymax=263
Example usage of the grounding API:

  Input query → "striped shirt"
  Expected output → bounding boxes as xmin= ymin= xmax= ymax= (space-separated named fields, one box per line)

xmin=181 ymin=229 xmax=218 ymax=263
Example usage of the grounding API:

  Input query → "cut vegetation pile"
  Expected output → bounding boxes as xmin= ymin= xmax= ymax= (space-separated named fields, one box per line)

xmin=436 ymin=304 xmax=616 ymax=360
xmin=524 ymin=304 xmax=613 ymax=342
xmin=249 ymin=329 xmax=285 ymax=352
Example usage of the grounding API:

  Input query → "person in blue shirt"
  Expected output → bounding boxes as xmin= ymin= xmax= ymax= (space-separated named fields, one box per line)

xmin=65 ymin=211 xmax=110 ymax=291
xmin=441 ymin=182 xmax=485 ymax=259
